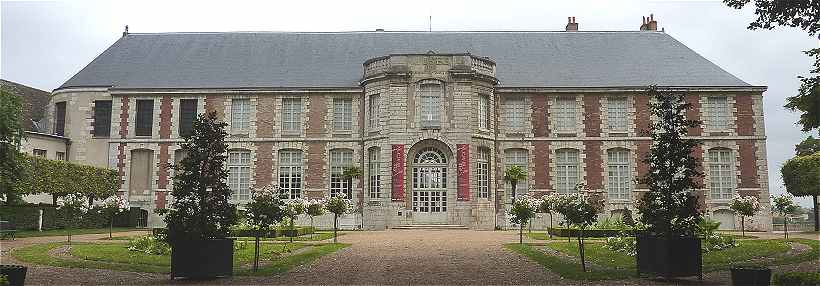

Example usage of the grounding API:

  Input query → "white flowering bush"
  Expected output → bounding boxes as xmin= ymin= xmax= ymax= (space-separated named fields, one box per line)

xmin=326 ymin=193 xmax=353 ymax=243
xmin=127 ymin=235 xmax=171 ymax=255
xmin=604 ymin=236 xmax=637 ymax=256
xmin=305 ymin=198 xmax=327 ymax=235
xmin=99 ymin=194 xmax=130 ymax=238
xmin=509 ymin=194 xmax=541 ymax=244
xmin=730 ymin=195 xmax=761 ymax=237
xmin=57 ymin=193 xmax=91 ymax=213
xmin=245 ymin=185 xmax=285 ymax=234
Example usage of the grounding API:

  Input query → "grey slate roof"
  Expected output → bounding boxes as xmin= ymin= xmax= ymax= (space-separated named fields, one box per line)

xmin=58 ymin=31 xmax=751 ymax=90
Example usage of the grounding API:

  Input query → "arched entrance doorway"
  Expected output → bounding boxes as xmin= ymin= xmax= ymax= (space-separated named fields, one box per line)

xmin=411 ymin=147 xmax=449 ymax=223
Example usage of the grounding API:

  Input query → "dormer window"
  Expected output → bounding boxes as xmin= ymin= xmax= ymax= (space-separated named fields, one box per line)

xmin=419 ymin=82 xmax=443 ymax=128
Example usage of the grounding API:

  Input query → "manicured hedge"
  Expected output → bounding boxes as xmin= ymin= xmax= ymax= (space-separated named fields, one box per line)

xmin=12 ymin=154 xmax=119 ymax=198
xmin=0 ymin=205 xmax=134 ymax=230
xmin=773 ymin=272 xmax=820 ymax=286
xmin=546 ymin=227 xmax=634 ymax=238
xmin=153 ymin=226 xmax=316 ymax=238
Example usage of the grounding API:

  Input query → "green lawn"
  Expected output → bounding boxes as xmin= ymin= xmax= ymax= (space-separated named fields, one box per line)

xmin=15 ymin=227 xmax=140 ymax=238
xmin=13 ymin=241 xmax=349 ymax=275
xmin=506 ymin=238 xmax=819 ymax=281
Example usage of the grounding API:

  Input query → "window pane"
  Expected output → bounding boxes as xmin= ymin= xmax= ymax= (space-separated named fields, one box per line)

xmin=504 ymin=98 xmax=525 ymax=131
xmin=419 ymin=84 xmax=442 ymax=127
xmin=333 ymin=98 xmax=352 ymax=131
xmin=282 ymin=98 xmax=302 ymax=133
xmin=179 ymin=99 xmax=198 ymax=136
xmin=504 ymin=149 xmax=528 ymax=197
xmin=55 ymin=102 xmax=66 ymax=136
xmin=706 ymin=96 xmax=730 ymax=130
xmin=279 ymin=150 xmax=303 ymax=199
xmin=478 ymin=95 xmax=489 ymax=129
xmin=607 ymin=97 xmax=628 ymax=132
xmin=708 ymin=149 xmax=734 ymax=199
xmin=231 ymin=99 xmax=250 ymax=133
xmin=555 ymin=97 xmax=577 ymax=132
xmin=556 ymin=149 xmax=580 ymax=193
xmin=607 ymin=149 xmax=631 ymax=200
xmin=135 ymin=100 xmax=154 ymax=136
xmin=369 ymin=94 xmax=380 ymax=129
xmin=477 ymin=149 xmax=489 ymax=198
xmin=93 ymin=100 xmax=112 ymax=137
xmin=330 ymin=149 xmax=354 ymax=198
xmin=228 ymin=150 xmax=251 ymax=201
xmin=369 ymin=148 xmax=381 ymax=199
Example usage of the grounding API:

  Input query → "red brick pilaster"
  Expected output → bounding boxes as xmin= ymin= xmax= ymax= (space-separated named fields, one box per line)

xmin=157 ymin=143 xmax=170 ymax=189
xmin=583 ymin=95 xmax=601 ymax=137
xmin=119 ymin=96 xmax=129 ymax=138
xmin=636 ymin=141 xmax=650 ymax=188
xmin=532 ymin=95 xmax=549 ymax=137
xmin=116 ymin=143 xmax=127 ymax=188
xmin=255 ymin=142 xmax=273 ymax=187
xmin=584 ymin=141 xmax=603 ymax=190
xmin=457 ymin=144 xmax=470 ymax=201
xmin=159 ymin=96 xmax=172 ymax=139
xmin=392 ymin=144 xmax=406 ymax=201
xmin=307 ymin=95 xmax=327 ymax=136
xmin=204 ymin=95 xmax=224 ymax=119
xmin=534 ymin=141 xmax=550 ymax=189
xmin=685 ymin=94 xmax=702 ymax=136
xmin=738 ymin=141 xmax=760 ymax=189
xmin=692 ymin=145 xmax=704 ymax=187
xmin=306 ymin=142 xmax=326 ymax=190
xmin=635 ymin=95 xmax=650 ymax=136
xmin=735 ymin=95 xmax=756 ymax=136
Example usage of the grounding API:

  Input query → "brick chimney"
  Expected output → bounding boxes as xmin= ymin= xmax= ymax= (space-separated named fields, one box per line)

xmin=565 ymin=17 xmax=578 ymax=31
xmin=640 ymin=14 xmax=658 ymax=31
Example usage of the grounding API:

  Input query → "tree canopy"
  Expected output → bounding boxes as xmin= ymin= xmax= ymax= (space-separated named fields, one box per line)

xmin=796 ymin=136 xmax=820 ymax=156
xmin=12 ymin=154 xmax=119 ymax=200
xmin=0 ymin=87 xmax=23 ymax=203
xmin=724 ymin=0 xmax=820 ymax=134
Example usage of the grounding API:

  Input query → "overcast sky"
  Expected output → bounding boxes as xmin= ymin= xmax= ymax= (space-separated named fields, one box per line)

xmin=1 ymin=0 xmax=817 ymax=206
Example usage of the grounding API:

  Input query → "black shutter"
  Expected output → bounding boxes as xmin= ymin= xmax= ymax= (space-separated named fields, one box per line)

xmin=179 ymin=99 xmax=197 ymax=136
xmin=135 ymin=100 xmax=154 ymax=136
xmin=93 ymin=100 xmax=112 ymax=137
xmin=54 ymin=102 xmax=66 ymax=136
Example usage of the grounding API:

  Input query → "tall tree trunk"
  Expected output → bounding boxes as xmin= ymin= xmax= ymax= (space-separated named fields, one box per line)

xmin=577 ymin=229 xmax=586 ymax=272
xmin=784 ymin=214 xmax=789 ymax=240
xmin=109 ymin=217 xmax=113 ymax=239
xmin=333 ymin=214 xmax=338 ymax=244
xmin=519 ymin=222 xmax=523 ymax=244
xmin=814 ymin=195 xmax=819 ymax=232
xmin=511 ymin=182 xmax=517 ymax=202
xmin=548 ymin=212 xmax=553 ymax=239
xmin=253 ymin=235 xmax=260 ymax=272
xmin=310 ymin=216 xmax=314 ymax=240
xmin=741 ymin=216 xmax=745 ymax=238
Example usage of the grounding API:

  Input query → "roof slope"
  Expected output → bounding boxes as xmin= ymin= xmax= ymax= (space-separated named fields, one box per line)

xmin=58 ymin=31 xmax=750 ymax=90
xmin=1 ymin=79 xmax=51 ymax=131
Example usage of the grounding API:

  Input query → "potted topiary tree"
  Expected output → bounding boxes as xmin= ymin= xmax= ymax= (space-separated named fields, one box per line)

xmin=555 ymin=192 xmax=600 ymax=272
xmin=539 ymin=193 xmax=562 ymax=239
xmin=282 ymin=199 xmax=306 ymax=242
xmin=160 ymin=112 xmax=238 ymax=279
xmin=245 ymin=185 xmax=284 ymax=272
xmin=635 ymin=86 xmax=704 ymax=280
xmin=56 ymin=193 xmax=90 ymax=245
xmin=305 ymin=199 xmax=326 ymax=240
xmin=509 ymin=195 xmax=540 ymax=244
xmin=772 ymin=193 xmax=798 ymax=239
xmin=326 ymin=193 xmax=353 ymax=243
xmin=100 ymin=194 xmax=130 ymax=239
xmin=729 ymin=195 xmax=761 ymax=238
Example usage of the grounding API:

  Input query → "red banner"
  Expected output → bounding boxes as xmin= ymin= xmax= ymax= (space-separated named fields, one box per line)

xmin=391 ymin=144 xmax=405 ymax=201
xmin=457 ymin=144 xmax=470 ymax=201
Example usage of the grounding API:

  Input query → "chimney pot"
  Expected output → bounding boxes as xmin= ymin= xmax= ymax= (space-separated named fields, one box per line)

xmin=565 ymin=16 xmax=578 ymax=31
xmin=640 ymin=14 xmax=658 ymax=31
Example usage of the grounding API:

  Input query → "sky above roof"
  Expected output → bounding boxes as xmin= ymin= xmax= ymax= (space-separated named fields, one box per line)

xmin=1 ymin=0 xmax=817 ymax=206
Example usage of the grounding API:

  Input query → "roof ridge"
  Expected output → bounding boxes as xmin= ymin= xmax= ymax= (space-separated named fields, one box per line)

xmin=125 ymin=30 xmax=666 ymax=35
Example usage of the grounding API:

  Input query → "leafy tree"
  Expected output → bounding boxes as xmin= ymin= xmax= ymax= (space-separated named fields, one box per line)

xmin=772 ymin=193 xmax=799 ymax=239
xmin=56 ymin=193 xmax=90 ymax=244
xmin=795 ymin=136 xmax=820 ymax=156
xmin=509 ymin=195 xmax=539 ymax=244
xmin=781 ymin=152 xmax=820 ymax=231
xmin=729 ymin=195 xmax=761 ymax=237
xmin=325 ymin=194 xmax=352 ymax=243
xmin=724 ymin=0 xmax=820 ymax=134
xmin=305 ymin=199 xmax=326 ymax=239
xmin=282 ymin=199 xmax=306 ymax=242
xmin=555 ymin=192 xmax=600 ymax=272
xmin=636 ymin=86 xmax=704 ymax=237
xmin=99 ymin=194 xmax=130 ymax=239
xmin=161 ymin=112 xmax=238 ymax=243
xmin=0 ymin=88 xmax=23 ymax=205
xmin=245 ymin=185 xmax=285 ymax=272
xmin=341 ymin=166 xmax=362 ymax=218
xmin=539 ymin=193 xmax=562 ymax=239
xmin=14 ymin=155 xmax=118 ymax=201
xmin=504 ymin=165 xmax=527 ymax=201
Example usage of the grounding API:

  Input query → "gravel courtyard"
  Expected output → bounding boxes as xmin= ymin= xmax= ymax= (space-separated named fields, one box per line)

xmin=2 ymin=229 xmax=816 ymax=285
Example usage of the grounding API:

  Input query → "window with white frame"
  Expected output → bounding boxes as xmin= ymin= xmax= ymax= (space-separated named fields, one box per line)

xmin=705 ymin=96 xmax=730 ymax=130
xmin=504 ymin=148 xmax=528 ymax=198
xmin=555 ymin=97 xmax=577 ymax=133
xmin=555 ymin=149 xmax=580 ymax=193
xmin=330 ymin=149 xmax=354 ymax=198
xmin=282 ymin=98 xmax=302 ymax=133
xmin=368 ymin=148 xmax=381 ymax=199
xmin=231 ymin=99 xmax=250 ymax=134
xmin=477 ymin=148 xmax=490 ymax=199
xmin=369 ymin=94 xmax=380 ymax=129
xmin=608 ymin=97 xmax=628 ymax=132
xmin=709 ymin=148 xmax=735 ymax=199
xmin=478 ymin=94 xmax=490 ymax=130
xmin=333 ymin=98 xmax=352 ymax=132
xmin=504 ymin=98 xmax=526 ymax=131
xmin=279 ymin=150 xmax=303 ymax=199
xmin=228 ymin=150 xmax=251 ymax=201
xmin=419 ymin=83 xmax=442 ymax=127
xmin=607 ymin=149 xmax=631 ymax=200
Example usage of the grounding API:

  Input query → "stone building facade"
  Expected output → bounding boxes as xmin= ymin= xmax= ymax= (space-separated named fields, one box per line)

xmin=48 ymin=21 xmax=771 ymax=230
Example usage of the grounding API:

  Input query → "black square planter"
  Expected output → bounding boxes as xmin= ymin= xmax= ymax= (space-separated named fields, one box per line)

xmin=1 ymin=265 xmax=27 ymax=286
xmin=636 ymin=233 xmax=702 ymax=279
xmin=731 ymin=267 xmax=771 ymax=286
xmin=170 ymin=239 xmax=234 ymax=279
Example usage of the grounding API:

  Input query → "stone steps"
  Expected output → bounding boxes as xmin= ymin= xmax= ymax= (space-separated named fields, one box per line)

xmin=390 ymin=224 xmax=470 ymax=230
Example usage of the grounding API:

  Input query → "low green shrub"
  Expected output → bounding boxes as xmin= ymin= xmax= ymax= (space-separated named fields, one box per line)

xmin=0 ymin=274 xmax=8 ymax=286
xmin=703 ymin=233 xmax=737 ymax=252
xmin=0 ymin=205 xmax=133 ymax=230
xmin=603 ymin=236 xmax=636 ymax=256
xmin=127 ymin=235 xmax=170 ymax=255
xmin=773 ymin=272 xmax=820 ymax=286
xmin=547 ymin=227 xmax=633 ymax=238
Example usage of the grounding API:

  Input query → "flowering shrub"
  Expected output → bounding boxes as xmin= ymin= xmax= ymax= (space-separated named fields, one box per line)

xmin=539 ymin=193 xmax=562 ymax=214
xmin=56 ymin=193 xmax=90 ymax=214
xmin=101 ymin=195 xmax=130 ymax=213
xmin=730 ymin=195 xmax=761 ymax=237
xmin=127 ymin=235 xmax=171 ymax=255
xmin=508 ymin=195 xmax=540 ymax=224
xmin=245 ymin=185 xmax=285 ymax=233
xmin=326 ymin=193 xmax=353 ymax=243
xmin=702 ymin=232 xmax=737 ymax=252
xmin=555 ymin=192 xmax=599 ymax=229
xmin=604 ymin=235 xmax=637 ymax=256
